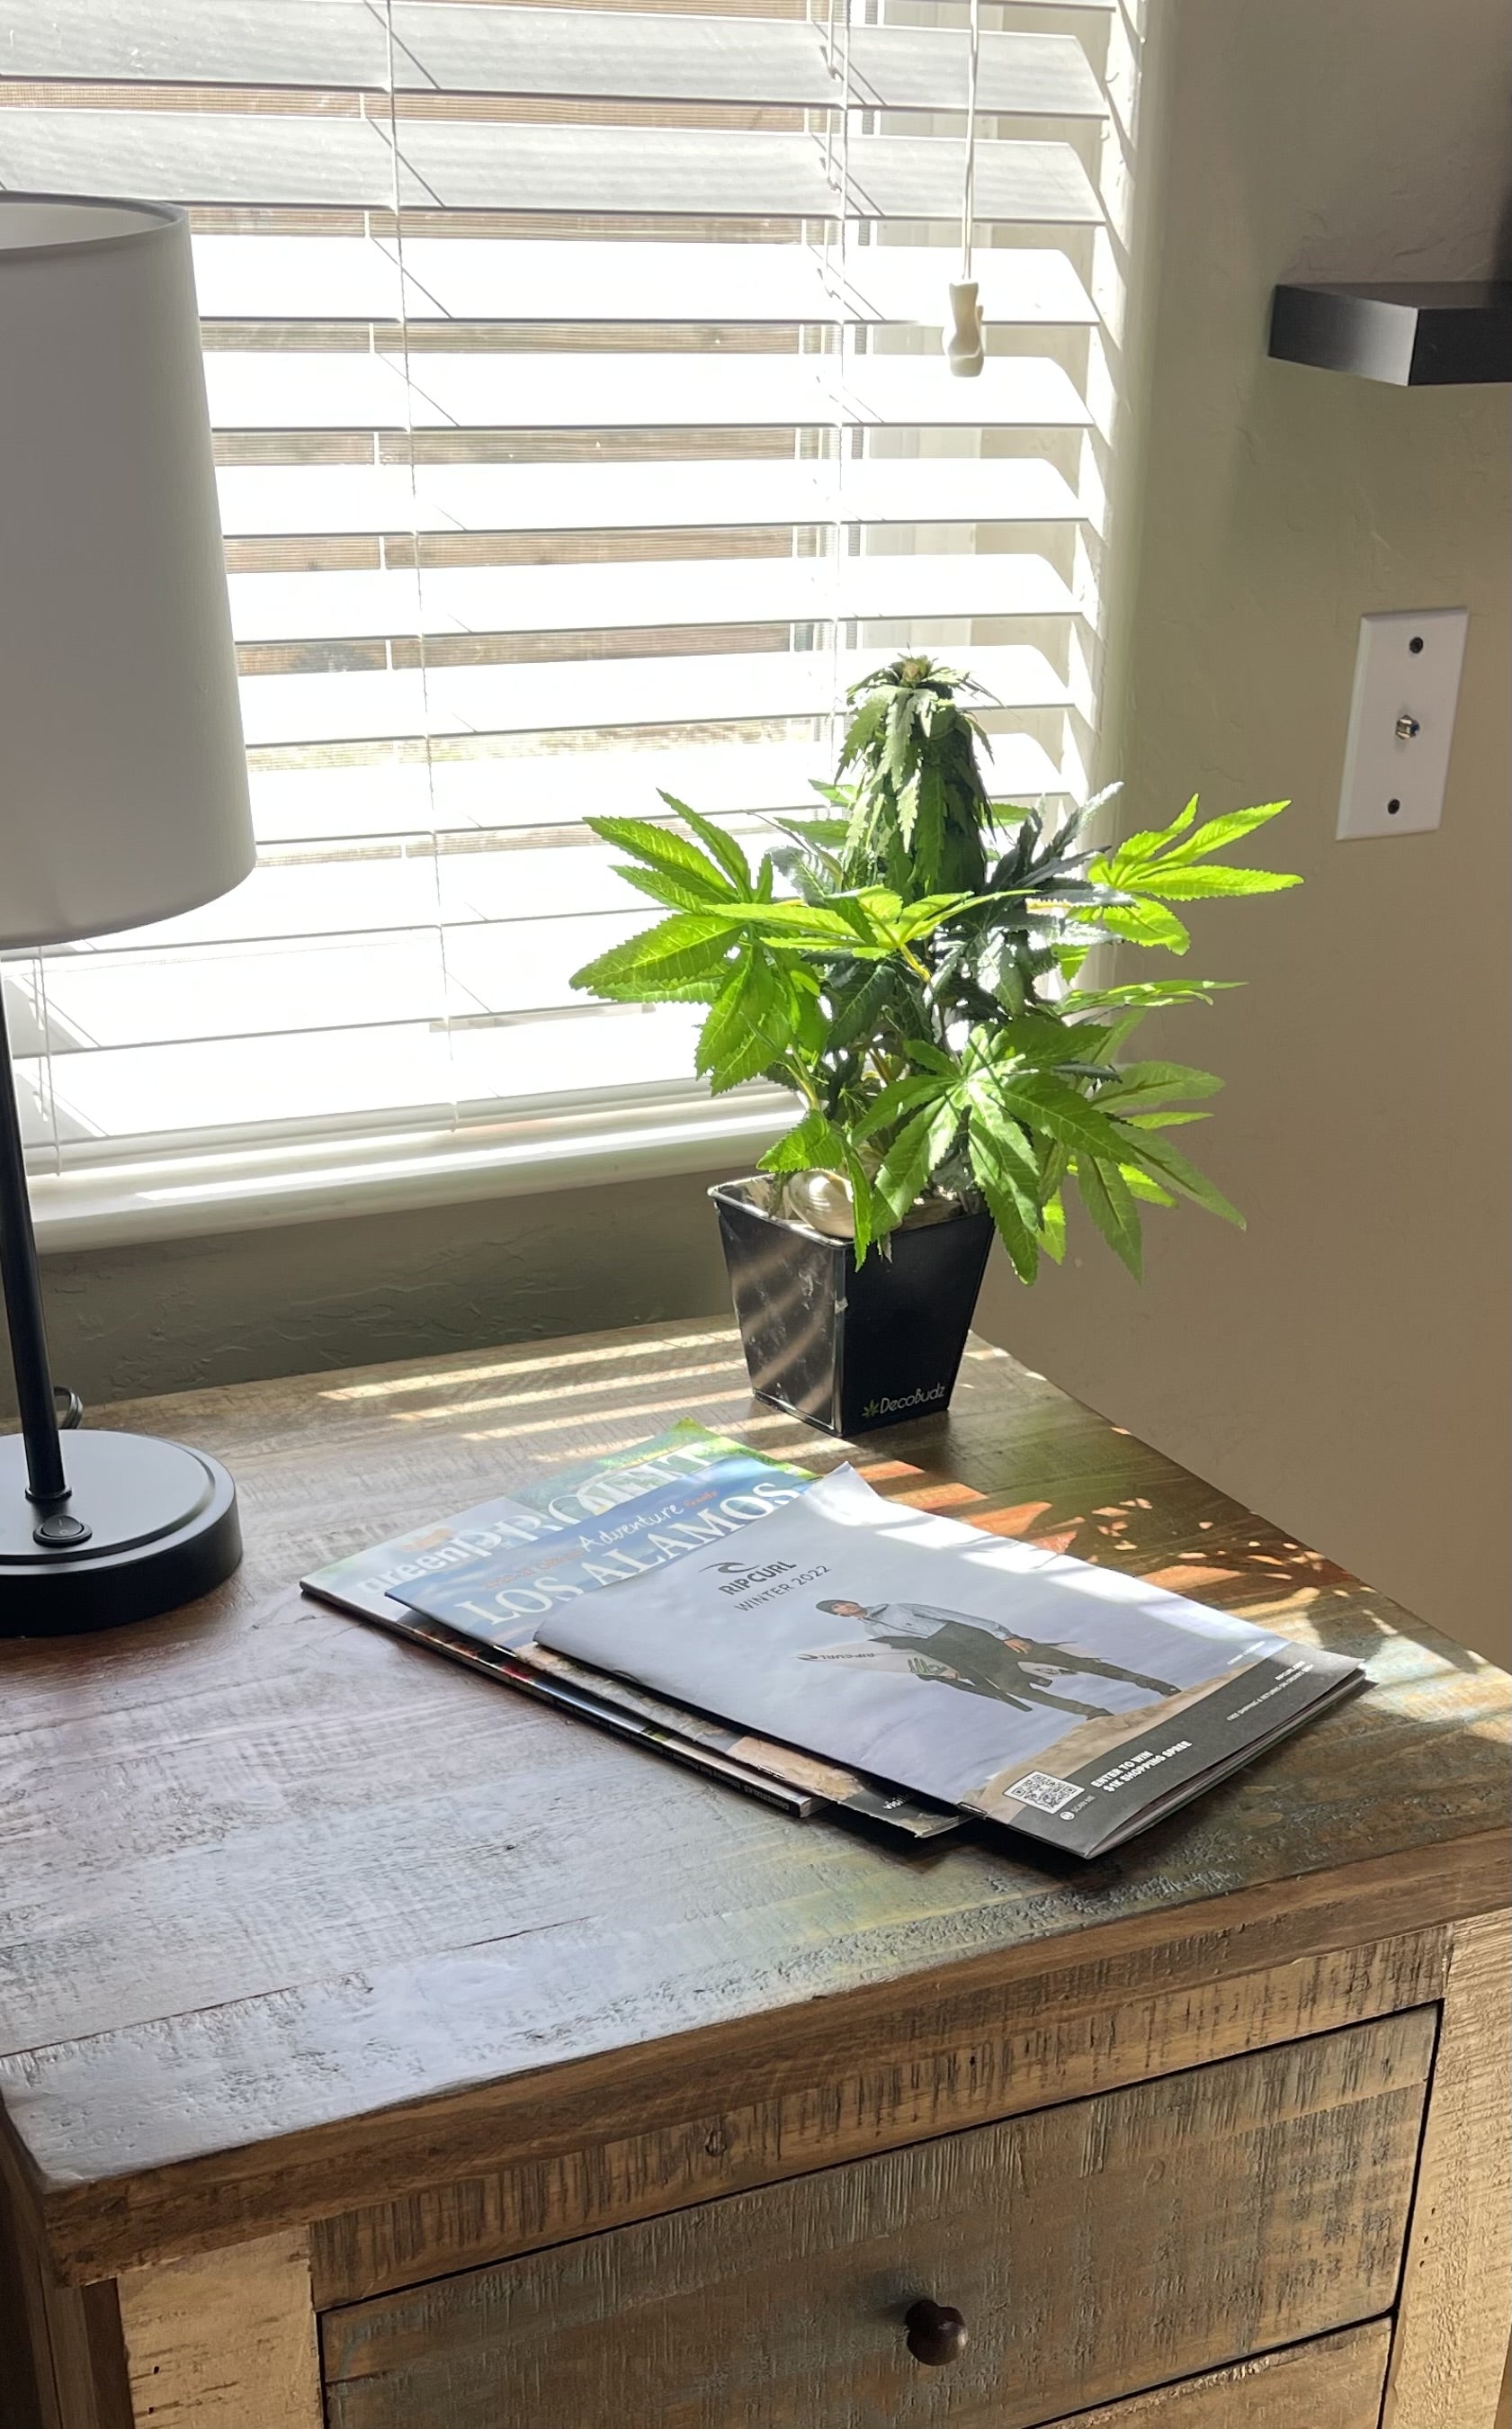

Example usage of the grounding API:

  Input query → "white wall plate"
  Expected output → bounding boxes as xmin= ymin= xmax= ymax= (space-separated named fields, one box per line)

xmin=1337 ymin=608 xmax=1469 ymax=838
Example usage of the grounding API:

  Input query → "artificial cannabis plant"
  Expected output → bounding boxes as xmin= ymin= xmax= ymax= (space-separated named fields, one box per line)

xmin=571 ymin=656 xmax=1299 ymax=1281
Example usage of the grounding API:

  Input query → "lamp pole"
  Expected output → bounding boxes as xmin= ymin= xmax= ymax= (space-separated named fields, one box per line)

xmin=0 ymin=979 xmax=67 ymax=1506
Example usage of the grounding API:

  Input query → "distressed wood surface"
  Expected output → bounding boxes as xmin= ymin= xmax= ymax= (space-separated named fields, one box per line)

xmin=322 ymin=2010 xmax=1433 ymax=2429
xmin=112 ymin=2231 xmax=322 ymax=2429
xmin=0 ymin=1319 xmax=1506 ymax=2284
xmin=1034 ymin=2319 xmax=1393 ymax=2428
xmin=310 ymin=1925 xmax=1448 ymax=2306
xmin=1383 ymin=1909 xmax=1512 ymax=2429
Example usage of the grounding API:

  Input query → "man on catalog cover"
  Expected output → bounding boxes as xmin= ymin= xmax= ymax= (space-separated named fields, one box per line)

xmin=807 ymin=1597 xmax=1179 ymax=1722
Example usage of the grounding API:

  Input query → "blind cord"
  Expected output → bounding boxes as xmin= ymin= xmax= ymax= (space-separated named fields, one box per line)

xmin=947 ymin=0 xmax=985 ymax=375
xmin=960 ymin=0 xmax=980 ymax=282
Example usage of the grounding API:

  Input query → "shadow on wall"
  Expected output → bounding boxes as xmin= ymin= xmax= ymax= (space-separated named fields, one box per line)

xmin=17 ymin=1166 xmax=735 ymax=1419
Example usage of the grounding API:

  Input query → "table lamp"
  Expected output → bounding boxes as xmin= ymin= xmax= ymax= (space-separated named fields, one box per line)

xmin=0 ymin=194 xmax=256 ymax=1633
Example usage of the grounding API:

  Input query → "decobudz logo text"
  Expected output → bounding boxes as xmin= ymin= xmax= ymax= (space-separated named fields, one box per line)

xmin=862 ymin=1381 xmax=948 ymax=1419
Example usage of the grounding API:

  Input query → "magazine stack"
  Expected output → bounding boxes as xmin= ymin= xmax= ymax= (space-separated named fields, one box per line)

xmin=303 ymin=1422 xmax=1363 ymax=1858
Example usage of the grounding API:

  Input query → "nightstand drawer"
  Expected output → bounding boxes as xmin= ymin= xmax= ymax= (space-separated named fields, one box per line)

xmin=1037 ymin=2320 xmax=1392 ymax=2427
xmin=322 ymin=2010 xmax=1432 ymax=2429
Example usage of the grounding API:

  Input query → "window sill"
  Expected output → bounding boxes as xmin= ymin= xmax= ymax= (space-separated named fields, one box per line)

xmin=28 ymin=1087 xmax=793 ymax=1256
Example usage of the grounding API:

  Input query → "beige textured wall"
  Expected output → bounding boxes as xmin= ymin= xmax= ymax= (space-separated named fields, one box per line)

xmin=18 ymin=1169 xmax=733 ymax=1415
xmin=980 ymin=0 xmax=1511 ymax=1663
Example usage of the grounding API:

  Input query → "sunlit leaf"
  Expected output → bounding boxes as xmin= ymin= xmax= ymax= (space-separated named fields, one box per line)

xmin=1037 ymin=1189 xmax=1068 ymax=1262
xmin=1135 ymin=865 xmax=1301 ymax=900
xmin=614 ymin=865 xmax=730 ymax=917
xmin=697 ymin=950 xmax=797 ymax=1093
xmin=760 ymin=1109 xmax=845 ymax=1174
xmin=586 ymin=814 xmax=737 ymax=899
xmin=1093 ymin=897 xmax=1193 ymax=954
xmin=658 ymin=793 xmax=751 ymax=891
xmin=1073 ymin=1155 xmax=1142 ymax=1278
xmin=1123 ymin=1132 xmax=1244 ymax=1225
xmin=852 ymin=1072 xmax=950 ymax=1144
xmin=1098 ymin=1060 xmax=1224 ymax=1109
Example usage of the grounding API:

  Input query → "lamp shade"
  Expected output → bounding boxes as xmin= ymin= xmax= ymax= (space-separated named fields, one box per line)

xmin=0 ymin=194 xmax=254 ymax=951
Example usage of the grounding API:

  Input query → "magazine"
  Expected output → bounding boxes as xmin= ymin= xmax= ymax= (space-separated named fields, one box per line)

xmin=300 ymin=1428 xmax=958 ymax=1840
xmin=372 ymin=1616 xmax=820 ymax=1817
xmin=389 ymin=1453 xmax=809 ymax=1637
xmin=487 ymin=1425 xmax=781 ymax=1530
xmin=535 ymin=1464 xmax=1365 ymax=1858
xmin=300 ymin=1424 xmax=765 ymax=1627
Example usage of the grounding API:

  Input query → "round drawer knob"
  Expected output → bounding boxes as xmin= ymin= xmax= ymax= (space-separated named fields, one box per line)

xmin=905 ymin=2299 xmax=969 ymax=2366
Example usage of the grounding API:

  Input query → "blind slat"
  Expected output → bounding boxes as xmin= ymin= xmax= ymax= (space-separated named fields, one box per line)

xmin=202 ymin=351 xmax=1092 ymax=429
xmin=389 ymin=125 xmax=1101 ymax=223
xmin=216 ymin=456 xmax=1085 ymax=537
xmin=7 ymin=3 xmax=1103 ymax=115
xmin=237 ymin=642 xmax=1069 ymax=747
xmin=20 ymin=1011 xmax=710 ymax=1148
xmin=0 ymin=111 xmax=400 ymax=205
xmin=192 ymin=236 xmax=1097 ymax=327
xmin=225 ymin=551 xmax=1078 ymax=641
xmin=0 ymin=111 xmax=1098 ymax=222
xmin=243 ymin=730 xmax=1067 ymax=845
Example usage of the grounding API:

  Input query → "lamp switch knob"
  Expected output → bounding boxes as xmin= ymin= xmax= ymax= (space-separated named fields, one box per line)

xmin=34 ymin=1511 xmax=92 ymax=1548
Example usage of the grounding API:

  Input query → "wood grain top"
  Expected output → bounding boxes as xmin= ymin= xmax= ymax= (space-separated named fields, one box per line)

xmin=0 ymin=1319 xmax=1506 ymax=2281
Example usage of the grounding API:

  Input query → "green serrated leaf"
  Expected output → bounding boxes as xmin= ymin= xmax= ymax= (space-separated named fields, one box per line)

xmin=1123 ymin=1131 xmax=1244 ymax=1225
xmin=825 ymin=963 xmax=895 ymax=1053
xmin=1107 ymin=794 xmax=1201 ymax=868
xmin=884 ymin=690 xmax=916 ymax=787
xmin=1156 ymin=801 xmax=1291 ymax=862
xmin=1093 ymin=898 xmax=1193 ymax=955
xmin=613 ymin=864 xmax=730 ymax=916
xmin=841 ymin=1143 xmax=879 ymax=1260
xmin=852 ymin=1072 xmax=950 ymax=1145
xmin=901 ymin=1036 xmax=959 ymax=1078
xmin=991 ymin=1071 xmax=1138 ymax=1173
xmin=1135 ymin=865 xmax=1301 ymax=901
xmin=1068 ymin=979 xmax=1239 ymax=1010
xmin=874 ymin=1098 xmax=960 ymax=1223
xmin=913 ymin=760 xmax=946 ymax=884
xmin=696 ymin=950 xmax=797 ymax=1092
xmin=885 ymin=891 xmax=980 ymax=948
xmin=837 ymin=694 xmax=888 ymax=769
xmin=1100 ymin=1060 xmax=1224 ymax=1109
xmin=823 ymin=891 xmax=889 ymax=948
xmin=968 ymin=1112 xmax=1042 ymax=1284
xmin=981 ymin=1175 xmax=1041 ymax=1283
xmin=759 ymin=1109 xmax=845 ymax=1175
xmin=632 ymin=909 xmax=742 ymax=965
xmin=1037 ymin=1189 xmax=1068 ymax=1262
xmin=656 ymin=794 xmax=752 ymax=891
xmin=571 ymin=914 xmax=733 ymax=1000
xmin=1073 ymin=1155 xmax=1142 ymax=1278
xmin=968 ymin=1098 xmax=1041 ymax=1204
xmin=586 ymin=814 xmax=737 ymax=900
xmin=1120 ymin=1164 xmax=1176 ymax=1205
xmin=895 ymin=769 xmax=921 ymax=847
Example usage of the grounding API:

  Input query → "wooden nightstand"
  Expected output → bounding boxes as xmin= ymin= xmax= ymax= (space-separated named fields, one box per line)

xmin=1 ymin=1320 xmax=1507 ymax=2429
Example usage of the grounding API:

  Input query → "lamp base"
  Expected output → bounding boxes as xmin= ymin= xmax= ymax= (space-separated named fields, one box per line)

xmin=0 ymin=1430 xmax=240 ymax=1636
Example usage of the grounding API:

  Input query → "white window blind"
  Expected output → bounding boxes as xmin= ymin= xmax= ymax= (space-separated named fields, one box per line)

xmin=1 ymin=0 xmax=1143 ymax=1237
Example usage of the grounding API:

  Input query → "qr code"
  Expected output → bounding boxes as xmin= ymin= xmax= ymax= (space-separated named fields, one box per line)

xmin=1007 ymin=1770 xmax=1082 ymax=1815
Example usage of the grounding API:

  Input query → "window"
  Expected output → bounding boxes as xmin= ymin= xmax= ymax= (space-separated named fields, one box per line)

xmin=0 ymin=0 xmax=1143 ymax=1241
